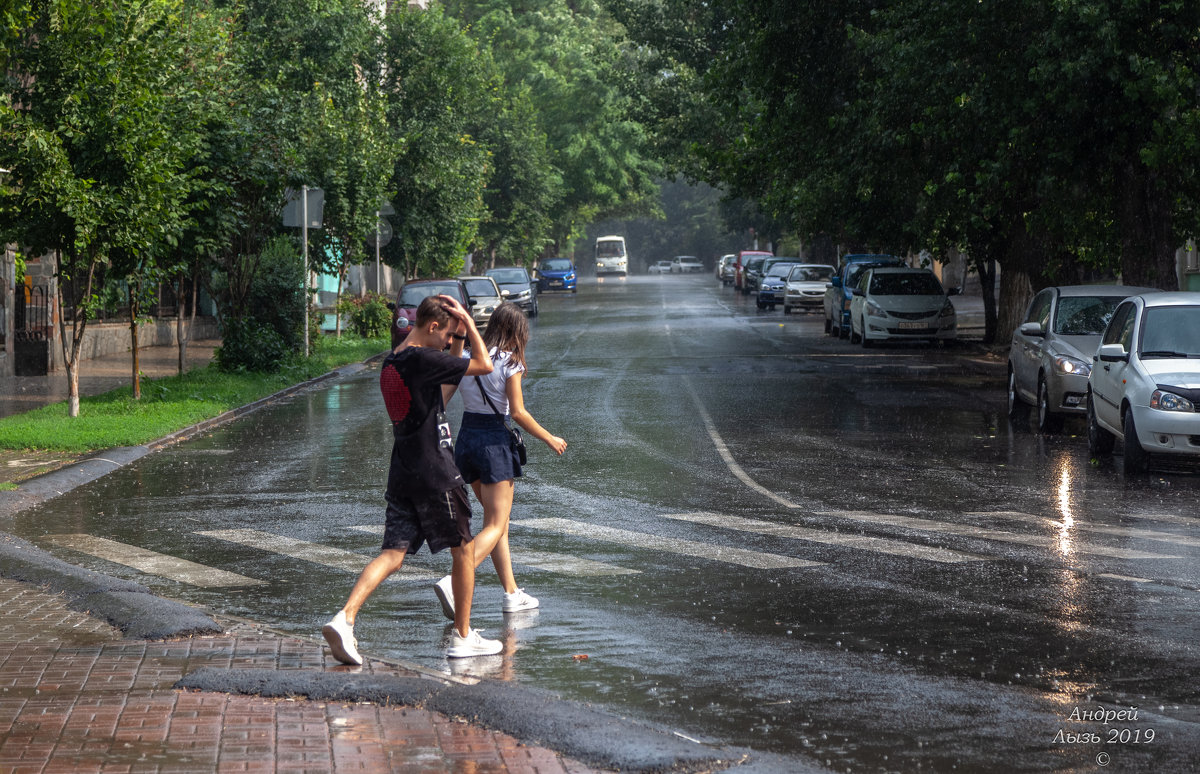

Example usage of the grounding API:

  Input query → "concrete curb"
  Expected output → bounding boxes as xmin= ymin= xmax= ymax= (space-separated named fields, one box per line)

xmin=0 ymin=532 xmax=221 ymax=639
xmin=175 ymin=668 xmax=818 ymax=773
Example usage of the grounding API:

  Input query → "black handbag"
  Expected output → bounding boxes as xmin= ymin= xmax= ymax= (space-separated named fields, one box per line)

xmin=475 ymin=375 xmax=527 ymax=464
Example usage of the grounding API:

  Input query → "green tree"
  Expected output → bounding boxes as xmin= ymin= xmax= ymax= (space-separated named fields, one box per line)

xmin=444 ymin=0 xmax=661 ymax=255
xmin=0 ymin=0 xmax=222 ymax=415
xmin=379 ymin=5 xmax=492 ymax=278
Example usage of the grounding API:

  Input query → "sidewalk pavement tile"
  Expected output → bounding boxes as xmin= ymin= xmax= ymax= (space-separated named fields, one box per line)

xmin=0 ymin=577 xmax=605 ymax=774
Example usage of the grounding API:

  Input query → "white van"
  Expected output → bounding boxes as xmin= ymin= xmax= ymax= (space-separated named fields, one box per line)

xmin=595 ymin=235 xmax=628 ymax=276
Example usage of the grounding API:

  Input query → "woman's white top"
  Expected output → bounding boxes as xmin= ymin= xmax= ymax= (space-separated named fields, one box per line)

xmin=460 ymin=347 xmax=525 ymax=415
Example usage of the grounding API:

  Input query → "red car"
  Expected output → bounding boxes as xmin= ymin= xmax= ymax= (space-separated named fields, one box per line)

xmin=734 ymin=250 xmax=773 ymax=292
xmin=389 ymin=278 xmax=473 ymax=349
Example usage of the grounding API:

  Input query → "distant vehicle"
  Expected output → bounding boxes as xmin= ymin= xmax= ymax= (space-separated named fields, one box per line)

xmin=536 ymin=257 xmax=577 ymax=293
xmin=389 ymin=278 xmax=473 ymax=349
xmin=717 ymin=254 xmax=737 ymax=285
xmin=649 ymin=260 xmax=673 ymax=274
xmin=1008 ymin=285 xmax=1156 ymax=432
xmin=1087 ymin=292 xmax=1200 ymax=475
xmin=457 ymin=275 xmax=504 ymax=327
xmin=755 ymin=261 xmax=800 ymax=310
xmin=484 ymin=266 xmax=538 ymax=317
xmin=848 ymin=267 xmax=958 ymax=347
xmin=595 ymin=235 xmax=628 ymax=276
xmin=740 ymin=255 xmax=771 ymax=295
xmin=734 ymin=250 xmax=773 ymax=292
xmin=782 ymin=264 xmax=835 ymax=314
xmin=823 ymin=255 xmax=905 ymax=337
xmin=670 ymin=255 xmax=704 ymax=273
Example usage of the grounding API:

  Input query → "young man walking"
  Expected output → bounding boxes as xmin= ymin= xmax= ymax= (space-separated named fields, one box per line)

xmin=322 ymin=294 xmax=500 ymax=663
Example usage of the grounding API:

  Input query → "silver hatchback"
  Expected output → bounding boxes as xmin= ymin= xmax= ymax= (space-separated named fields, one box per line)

xmin=1007 ymin=285 xmax=1155 ymax=432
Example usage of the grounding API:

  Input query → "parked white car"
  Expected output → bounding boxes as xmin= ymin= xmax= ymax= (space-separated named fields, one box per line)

xmin=848 ymin=267 xmax=957 ymax=346
xmin=783 ymin=264 xmax=835 ymax=314
xmin=670 ymin=255 xmax=704 ymax=273
xmin=1087 ymin=292 xmax=1200 ymax=474
xmin=649 ymin=260 xmax=673 ymax=274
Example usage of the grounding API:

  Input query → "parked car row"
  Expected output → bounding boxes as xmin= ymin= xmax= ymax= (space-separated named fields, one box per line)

xmin=1007 ymin=285 xmax=1200 ymax=474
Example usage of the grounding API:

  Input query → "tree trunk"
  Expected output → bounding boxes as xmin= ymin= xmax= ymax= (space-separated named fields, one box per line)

xmin=129 ymin=283 xmax=141 ymax=400
xmin=177 ymin=274 xmax=186 ymax=375
xmin=972 ymin=254 xmax=999 ymax=345
xmin=1118 ymin=163 xmax=1178 ymax=290
xmin=56 ymin=250 xmax=96 ymax=419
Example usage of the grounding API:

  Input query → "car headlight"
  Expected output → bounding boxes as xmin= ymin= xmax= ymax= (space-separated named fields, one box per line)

xmin=866 ymin=301 xmax=887 ymax=318
xmin=516 ymin=289 xmax=531 ymax=299
xmin=1150 ymin=389 xmax=1195 ymax=412
xmin=567 ymin=273 xmax=576 ymax=280
xmin=939 ymin=299 xmax=955 ymax=318
xmin=395 ymin=317 xmax=410 ymax=329
xmin=1052 ymin=354 xmax=1091 ymax=377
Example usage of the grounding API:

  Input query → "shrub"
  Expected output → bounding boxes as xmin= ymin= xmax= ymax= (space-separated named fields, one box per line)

xmin=336 ymin=292 xmax=392 ymax=339
xmin=215 ymin=318 xmax=289 ymax=372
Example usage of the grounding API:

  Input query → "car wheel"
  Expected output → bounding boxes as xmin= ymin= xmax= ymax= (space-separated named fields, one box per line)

xmin=783 ymin=305 xmax=791 ymax=314
xmin=1122 ymin=410 xmax=1151 ymax=475
xmin=838 ymin=320 xmax=849 ymax=339
xmin=824 ymin=316 xmax=832 ymax=334
xmin=1006 ymin=367 xmax=1028 ymax=419
xmin=849 ymin=320 xmax=861 ymax=344
xmin=1036 ymin=376 xmax=1065 ymax=433
xmin=860 ymin=318 xmax=872 ymax=348
xmin=1086 ymin=392 xmax=1114 ymax=455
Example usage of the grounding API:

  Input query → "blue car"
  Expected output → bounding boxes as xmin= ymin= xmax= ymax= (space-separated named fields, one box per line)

xmin=823 ymin=254 xmax=904 ymax=338
xmin=537 ymin=257 xmax=578 ymax=293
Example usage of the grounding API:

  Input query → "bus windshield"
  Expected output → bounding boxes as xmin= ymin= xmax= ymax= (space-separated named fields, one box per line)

xmin=596 ymin=238 xmax=625 ymax=258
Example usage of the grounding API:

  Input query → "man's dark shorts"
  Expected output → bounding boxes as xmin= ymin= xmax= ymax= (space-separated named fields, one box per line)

xmin=381 ymin=486 xmax=472 ymax=554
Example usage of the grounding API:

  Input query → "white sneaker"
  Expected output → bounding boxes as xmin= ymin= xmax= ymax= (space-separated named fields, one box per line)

xmin=502 ymin=588 xmax=539 ymax=613
xmin=321 ymin=611 xmax=362 ymax=666
xmin=433 ymin=575 xmax=455 ymax=621
xmin=446 ymin=628 xmax=503 ymax=658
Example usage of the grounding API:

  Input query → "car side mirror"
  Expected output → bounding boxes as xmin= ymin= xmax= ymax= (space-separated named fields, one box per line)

xmin=1097 ymin=343 xmax=1129 ymax=363
xmin=831 ymin=277 xmax=843 ymax=288
xmin=948 ymin=287 xmax=962 ymax=296
xmin=1018 ymin=321 xmax=1045 ymax=337
xmin=387 ymin=301 xmax=396 ymax=311
xmin=851 ymin=288 xmax=864 ymax=297
xmin=500 ymin=289 xmax=511 ymax=297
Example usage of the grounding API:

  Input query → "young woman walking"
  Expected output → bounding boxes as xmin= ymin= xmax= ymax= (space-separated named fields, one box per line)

xmin=436 ymin=301 xmax=567 ymax=618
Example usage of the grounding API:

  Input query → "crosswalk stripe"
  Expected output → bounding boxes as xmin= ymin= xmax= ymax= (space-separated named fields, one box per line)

xmin=45 ymin=534 xmax=265 ymax=588
xmin=814 ymin=510 xmax=1181 ymax=560
xmin=972 ymin=511 xmax=1200 ymax=548
xmin=196 ymin=528 xmax=438 ymax=581
xmin=662 ymin=512 xmax=991 ymax=564
xmin=515 ymin=517 xmax=824 ymax=570
xmin=348 ymin=525 xmax=639 ymax=576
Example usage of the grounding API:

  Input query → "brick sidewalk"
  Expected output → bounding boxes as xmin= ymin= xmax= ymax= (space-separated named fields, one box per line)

xmin=0 ymin=578 xmax=602 ymax=774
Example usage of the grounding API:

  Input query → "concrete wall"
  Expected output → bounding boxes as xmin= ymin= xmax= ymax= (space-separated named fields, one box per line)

xmin=52 ymin=317 xmax=219 ymax=373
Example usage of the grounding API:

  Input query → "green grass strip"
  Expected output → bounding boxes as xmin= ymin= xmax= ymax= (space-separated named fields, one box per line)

xmin=0 ymin=336 xmax=388 ymax=453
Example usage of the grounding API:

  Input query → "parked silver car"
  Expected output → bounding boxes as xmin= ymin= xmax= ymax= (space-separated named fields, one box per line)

xmin=783 ymin=264 xmax=835 ymax=314
xmin=458 ymin=275 xmax=504 ymax=327
xmin=484 ymin=266 xmax=538 ymax=317
xmin=1087 ymin=292 xmax=1200 ymax=474
xmin=1008 ymin=285 xmax=1155 ymax=432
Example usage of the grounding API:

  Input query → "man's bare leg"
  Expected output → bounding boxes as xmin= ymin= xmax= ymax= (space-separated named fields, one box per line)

xmin=450 ymin=541 xmax=475 ymax=637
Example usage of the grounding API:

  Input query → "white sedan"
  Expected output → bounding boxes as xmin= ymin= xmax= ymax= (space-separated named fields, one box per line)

xmin=848 ymin=267 xmax=957 ymax=346
xmin=670 ymin=255 xmax=704 ymax=273
xmin=1087 ymin=292 xmax=1200 ymax=474
xmin=648 ymin=260 xmax=673 ymax=274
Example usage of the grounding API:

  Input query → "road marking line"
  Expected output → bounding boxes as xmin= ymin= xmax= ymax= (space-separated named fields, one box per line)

xmin=45 ymin=534 xmax=265 ymax=588
xmin=971 ymin=511 xmax=1200 ymax=548
xmin=683 ymin=383 xmax=801 ymax=510
xmin=1097 ymin=573 xmax=1154 ymax=583
xmin=814 ymin=510 xmax=1181 ymax=560
xmin=349 ymin=525 xmax=639 ymax=576
xmin=196 ymin=529 xmax=438 ymax=580
xmin=662 ymin=512 xmax=991 ymax=564
xmin=515 ymin=517 xmax=824 ymax=570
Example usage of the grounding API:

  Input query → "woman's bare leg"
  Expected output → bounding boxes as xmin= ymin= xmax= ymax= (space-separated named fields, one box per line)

xmin=470 ymin=479 xmax=518 ymax=592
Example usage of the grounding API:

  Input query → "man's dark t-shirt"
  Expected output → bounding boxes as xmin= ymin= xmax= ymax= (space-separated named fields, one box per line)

xmin=380 ymin=346 xmax=468 ymax=496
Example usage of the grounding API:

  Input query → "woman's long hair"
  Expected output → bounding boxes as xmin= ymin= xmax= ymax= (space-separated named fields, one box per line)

xmin=481 ymin=302 xmax=530 ymax=370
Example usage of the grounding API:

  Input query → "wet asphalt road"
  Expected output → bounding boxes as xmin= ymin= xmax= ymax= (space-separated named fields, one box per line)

xmin=11 ymin=274 xmax=1200 ymax=772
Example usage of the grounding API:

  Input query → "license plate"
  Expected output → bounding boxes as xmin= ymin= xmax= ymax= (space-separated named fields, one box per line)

xmin=897 ymin=322 xmax=930 ymax=330
xmin=551 ymin=281 xmax=563 ymax=287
